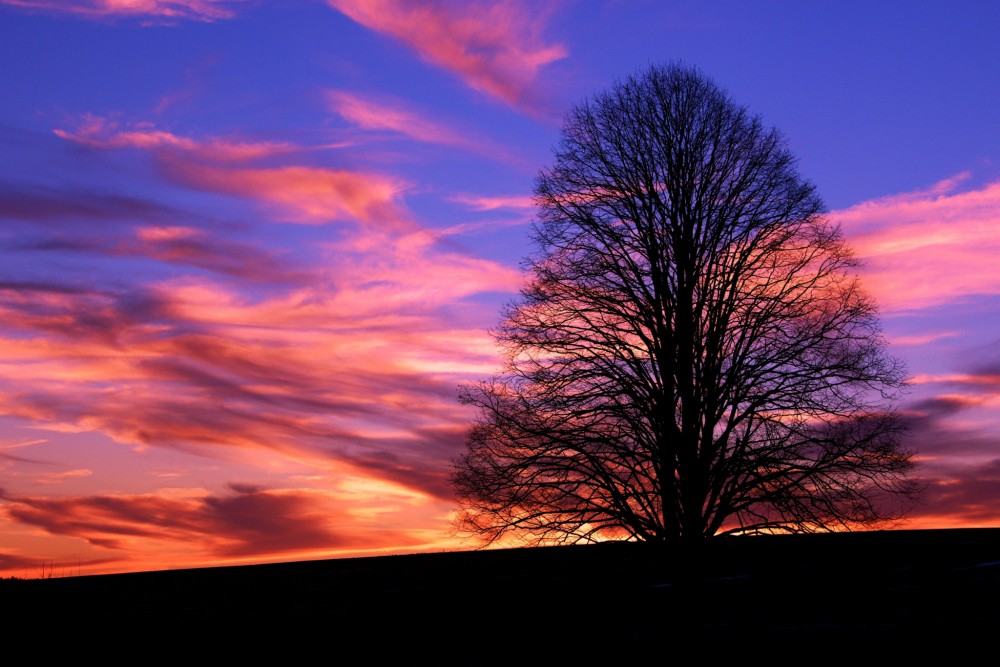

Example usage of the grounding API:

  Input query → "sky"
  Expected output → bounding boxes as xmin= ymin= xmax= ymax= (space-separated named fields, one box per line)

xmin=1 ymin=0 xmax=999 ymax=578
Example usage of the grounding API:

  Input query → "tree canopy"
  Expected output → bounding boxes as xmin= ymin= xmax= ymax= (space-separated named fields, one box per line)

xmin=453 ymin=63 xmax=917 ymax=545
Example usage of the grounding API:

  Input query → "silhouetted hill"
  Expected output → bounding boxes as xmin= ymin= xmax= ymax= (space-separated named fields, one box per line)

xmin=5 ymin=529 xmax=998 ymax=655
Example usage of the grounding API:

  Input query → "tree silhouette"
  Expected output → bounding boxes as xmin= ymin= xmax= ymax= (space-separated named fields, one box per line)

xmin=453 ymin=63 xmax=917 ymax=545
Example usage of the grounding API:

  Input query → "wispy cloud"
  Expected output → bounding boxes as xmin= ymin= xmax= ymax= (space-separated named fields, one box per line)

xmin=0 ymin=480 xmax=460 ymax=572
xmin=54 ymin=117 xmax=413 ymax=228
xmin=2 ymin=124 xmax=521 ymax=507
xmin=55 ymin=116 xmax=295 ymax=162
xmin=1 ymin=485 xmax=353 ymax=557
xmin=43 ymin=469 xmax=94 ymax=483
xmin=0 ymin=0 xmax=245 ymax=22
xmin=4 ymin=202 xmax=308 ymax=284
xmin=898 ymin=391 xmax=1000 ymax=529
xmin=327 ymin=90 xmax=471 ymax=148
xmin=124 ymin=225 xmax=308 ymax=283
xmin=908 ymin=458 xmax=1000 ymax=529
xmin=833 ymin=175 xmax=1000 ymax=312
xmin=0 ymin=243 xmax=516 ymax=502
xmin=903 ymin=394 xmax=1000 ymax=528
xmin=163 ymin=161 xmax=412 ymax=227
xmin=0 ymin=110 xmax=525 ymax=573
xmin=327 ymin=0 xmax=566 ymax=112
xmin=888 ymin=331 xmax=958 ymax=347
xmin=0 ymin=182 xmax=180 ymax=226
xmin=326 ymin=91 xmax=528 ymax=166
xmin=450 ymin=193 xmax=535 ymax=211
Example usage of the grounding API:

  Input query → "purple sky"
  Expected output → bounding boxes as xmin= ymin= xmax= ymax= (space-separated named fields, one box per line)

xmin=1 ymin=0 xmax=999 ymax=576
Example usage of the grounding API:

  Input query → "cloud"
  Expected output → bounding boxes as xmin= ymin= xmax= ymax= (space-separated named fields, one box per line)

xmin=0 ymin=479 xmax=459 ymax=573
xmin=832 ymin=175 xmax=1000 ymax=312
xmin=1 ymin=113 xmax=524 ymax=569
xmin=32 ymin=469 xmax=94 ymax=485
xmin=0 ymin=439 xmax=50 ymax=465
xmin=53 ymin=118 xmax=413 ymax=228
xmin=888 ymin=331 xmax=958 ymax=347
xmin=328 ymin=227 xmax=522 ymax=313
xmin=899 ymin=366 xmax=1000 ymax=461
xmin=124 ymin=226 xmax=309 ymax=283
xmin=327 ymin=0 xmax=566 ymax=111
xmin=887 ymin=391 xmax=1000 ymax=529
xmin=450 ymin=193 xmax=535 ymax=211
xmin=327 ymin=90 xmax=472 ymax=148
xmin=0 ymin=226 xmax=518 ymax=500
xmin=0 ymin=182 xmax=180 ymax=226
xmin=5 ymin=216 xmax=309 ymax=284
xmin=0 ymin=0 xmax=245 ymax=22
xmin=163 ymin=161 xmax=412 ymax=227
xmin=0 ymin=438 xmax=46 ymax=452
xmin=906 ymin=458 xmax=1000 ymax=529
xmin=325 ymin=90 xmax=524 ymax=164
xmin=0 ymin=238 xmax=503 ymax=501
xmin=55 ymin=117 xmax=295 ymax=162
xmin=0 ymin=485 xmax=353 ymax=557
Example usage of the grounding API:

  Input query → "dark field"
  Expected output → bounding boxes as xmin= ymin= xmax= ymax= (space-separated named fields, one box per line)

xmin=5 ymin=529 xmax=998 ymax=654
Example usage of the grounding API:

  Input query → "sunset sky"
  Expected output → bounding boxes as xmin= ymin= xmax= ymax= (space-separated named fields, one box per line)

xmin=1 ymin=0 xmax=999 ymax=577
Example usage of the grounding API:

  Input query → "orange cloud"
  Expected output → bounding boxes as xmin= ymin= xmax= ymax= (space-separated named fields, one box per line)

xmin=0 ymin=0 xmax=244 ymax=21
xmin=832 ymin=175 xmax=1000 ymax=312
xmin=2 ymin=486 xmax=353 ymax=558
xmin=164 ymin=161 xmax=412 ymax=227
xmin=327 ymin=0 xmax=566 ymax=111
xmin=0 ymin=220 xmax=518 ymax=499
xmin=6 ymin=111 xmax=529 ymax=573
xmin=0 ymin=478 xmax=466 ymax=575
xmin=902 ymin=458 xmax=1000 ymax=530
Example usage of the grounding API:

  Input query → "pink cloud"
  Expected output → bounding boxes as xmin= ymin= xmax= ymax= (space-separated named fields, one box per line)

xmin=126 ymin=225 xmax=309 ymax=283
xmin=55 ymin=117 xmax=294 ymax=162
xmin=164 ymin=161 xmax=412 ymax=227
xmin=0 ymin=0 xmax=244 ymax=22
xmin=832 ymin=175 xmax=1000 ymax=312
xmin=450 ymin=193 xmax=535 ymax=211
xmin=325 ymin=92 xmax=530 ymax=166
xmin=2 ymin=186 xmax=307 ymax=282
xmin=0 ymin=222 xmax=518 ymax=498
xmin=54 ymin=118 xmax=412 ymax=228
xmin=327 ymin=0 xmax=566 ymax=111
xmin=4 ymin=111 xmax=530 ymax=572
xmin=32 ymin=469 xmax=94 ymax=485
xmin=888 ymin=331 xmax=958 ymax=347
xmin=328 ymin=228 xmax=522 ymax=313
xmin=327 ymin=90 xmax=472 ymax=148
xmin=325 ymin=90 xmax=523 ymax=163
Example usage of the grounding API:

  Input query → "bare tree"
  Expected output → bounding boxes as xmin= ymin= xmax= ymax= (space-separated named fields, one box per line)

xmin=453 ymin=63 xmax=917 ymax=545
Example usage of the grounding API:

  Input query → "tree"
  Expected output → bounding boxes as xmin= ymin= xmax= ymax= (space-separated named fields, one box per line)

xmin=452 ymin=63 xmax=917 ymax=546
